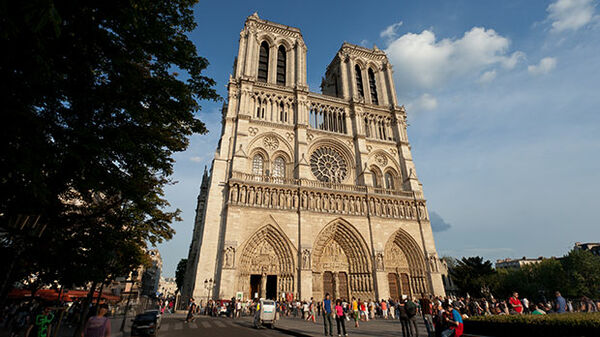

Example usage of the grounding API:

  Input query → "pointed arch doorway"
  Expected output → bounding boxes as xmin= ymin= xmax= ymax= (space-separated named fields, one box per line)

xmin=384 ymin=228 xmax=429 ymax=299
xmin=237 ymin=224 xmax=296 ymax=300
xmin=312 ymin=219 xmax=373 ymax=300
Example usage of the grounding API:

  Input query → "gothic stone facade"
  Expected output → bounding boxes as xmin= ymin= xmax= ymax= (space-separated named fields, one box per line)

xmin=183 ymin=13 xmax=445 ymax=303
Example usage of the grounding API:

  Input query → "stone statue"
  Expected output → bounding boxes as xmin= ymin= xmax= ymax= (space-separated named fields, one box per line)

xmin=376 ymin=253 xmax=384 ymax=270
xmin=302 ymin=249 xmax=311 ymax=269
xmin=224 ymin=247 xmax=235 ymax=268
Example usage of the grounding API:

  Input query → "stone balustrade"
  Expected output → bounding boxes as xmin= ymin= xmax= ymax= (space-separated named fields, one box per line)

xmin=228 ymin=172 xmax=428 ymax=220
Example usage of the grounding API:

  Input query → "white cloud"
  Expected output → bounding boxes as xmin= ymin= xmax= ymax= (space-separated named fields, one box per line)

xmin=380 ymin=21 xmax=403 ymax=40
xmin=478 ymin=69 xmax=497 ymax=83
xmin=547 ymin=0 xmax=597 ymax=32
xmin=407 ymin=93 xmax=438 ymax=112
xmin=360 ymin=39 xmax=369 ymax=47
xmin=385 ymin=27 xmax=524 ymax=92
xmin=190 ymin=156 xmax=203 ymax=162
xmin=528 ymin=57 xmax=557 ymax=75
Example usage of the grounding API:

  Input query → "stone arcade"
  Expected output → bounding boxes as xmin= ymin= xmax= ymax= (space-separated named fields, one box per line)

xmin=182 ymin=13 xmax=445 ymax=303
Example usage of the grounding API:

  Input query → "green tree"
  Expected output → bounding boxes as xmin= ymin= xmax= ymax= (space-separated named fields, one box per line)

xmin=450 ymin=256 xmax=496 ymax=297
xmin=175 ymin=258 xmax=188 ymax=294
xmin=561 ymin=249 xmax=600 ymax=298
xmin=0 ymin=0 xmax=218 ymax=312
xmin=491 ymin=259 xmax=566 ymax=302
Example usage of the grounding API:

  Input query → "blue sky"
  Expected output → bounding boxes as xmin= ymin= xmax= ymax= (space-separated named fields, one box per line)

xmin=157 ymin=0 xmax=600 ymax=276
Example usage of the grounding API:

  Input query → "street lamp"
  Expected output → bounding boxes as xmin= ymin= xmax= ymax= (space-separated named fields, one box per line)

xmin=204 ymin=278 xmax=213 ymax=305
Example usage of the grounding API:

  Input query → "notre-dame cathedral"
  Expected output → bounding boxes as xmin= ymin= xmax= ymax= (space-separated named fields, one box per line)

xmin=182 ymin=13 xmax=445 ymax=303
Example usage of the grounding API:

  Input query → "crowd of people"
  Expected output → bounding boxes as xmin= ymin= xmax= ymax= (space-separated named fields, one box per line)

xmin=182 ymin=290 xmax=599 ymax=337
xmin=1 ymin=295 xmax=173 ymax=337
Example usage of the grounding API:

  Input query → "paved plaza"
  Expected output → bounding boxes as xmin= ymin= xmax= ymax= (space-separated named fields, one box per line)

xmin=271 ymin=315 xmax=429 ymax=336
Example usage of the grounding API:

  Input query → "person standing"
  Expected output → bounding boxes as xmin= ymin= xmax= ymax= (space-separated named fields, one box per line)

xmin=25 ymin=306 xmax=54 ymax=337
xmin=81 ymin=304 xmax=111 ymax=337
xmin=322 ymin=293 xmax=333 ymax=337
xmin=398 ymin=299 xmax=411 ymax=337
xmin=508 ymin=292 xmax=523 ymax=314
xmin=334 ymin=299 xmax=347 ymax=337
xmin=185 ymin=298 xmax=196 ymax=323
xmin=310 ymin=298 xmax=317 ymax=323
xmin=555 ymin=291 xmax=567 ymax=313
xmin=420 ymin=295 xmax=434 ymax=337
xmin=351 ymin=297 xmax=359 ymax=328
xmin=405 ymin=298 xmax=419 ymax=337
xmin=381 ymin=299 xmax=388 ymax=319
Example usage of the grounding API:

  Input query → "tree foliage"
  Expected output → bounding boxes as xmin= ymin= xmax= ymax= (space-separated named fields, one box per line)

xmin=0 ymin=0 xmax=218 ymax=296
xmin=175 ymin=258 xmax=187 ymax=293
xmin=450 ymin=256 xmax=495 ymax=297
xmin=449 ymin=250 xmax=600 ymax=301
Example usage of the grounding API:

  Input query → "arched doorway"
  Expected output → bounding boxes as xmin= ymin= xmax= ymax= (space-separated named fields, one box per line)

xmin=384 ymin=228 xmax=429 ymax=299
xmin=237 ymin=224 xmax=295 ymax=300
xmin=312 ymin=219 xmax=373 ymax=301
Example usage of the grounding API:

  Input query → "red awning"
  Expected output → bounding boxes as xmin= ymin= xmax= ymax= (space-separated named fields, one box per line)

xmin=7 ymin=288 xmax=119 ymax=302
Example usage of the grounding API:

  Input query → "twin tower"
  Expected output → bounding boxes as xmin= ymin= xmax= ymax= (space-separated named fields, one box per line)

xmin=182 ymin=13 xmax=445 ymax=304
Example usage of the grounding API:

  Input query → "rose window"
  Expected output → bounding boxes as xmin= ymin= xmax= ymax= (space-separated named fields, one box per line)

xmin=310 ymin=147 xmax=348 ymax=183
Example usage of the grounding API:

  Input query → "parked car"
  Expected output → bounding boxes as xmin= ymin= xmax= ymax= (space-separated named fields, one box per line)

xmin=131 ymin=310 xmax=161 ymax=336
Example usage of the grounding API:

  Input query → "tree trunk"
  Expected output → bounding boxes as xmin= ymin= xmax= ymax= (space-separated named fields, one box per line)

xmin=73 ymin=281 xmax=97 ymax=337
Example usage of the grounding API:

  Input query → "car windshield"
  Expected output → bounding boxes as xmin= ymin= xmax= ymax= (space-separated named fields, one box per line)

xmin=135 ymin=313 xmax=156 ymax=321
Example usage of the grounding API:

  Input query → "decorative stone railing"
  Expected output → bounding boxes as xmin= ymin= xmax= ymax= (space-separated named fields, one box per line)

xmin=228 ymin=172 xmax=428 ymax=220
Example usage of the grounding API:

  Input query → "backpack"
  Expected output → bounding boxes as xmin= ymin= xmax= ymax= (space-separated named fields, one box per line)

xmin=406 ymin=301 xmax=417 ymax=317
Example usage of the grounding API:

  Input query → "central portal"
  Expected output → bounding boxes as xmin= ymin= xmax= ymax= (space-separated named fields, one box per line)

xmin=266 ymin=275 xmax=277 ymax=299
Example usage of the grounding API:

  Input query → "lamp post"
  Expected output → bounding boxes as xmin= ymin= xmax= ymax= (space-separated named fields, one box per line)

xmin=204 ymin=278 xmax=213 ymax=313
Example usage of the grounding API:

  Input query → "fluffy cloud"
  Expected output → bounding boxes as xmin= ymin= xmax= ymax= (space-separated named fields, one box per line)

xmin=430 ymin=211 xmax=452 ymax=232
xmin=547 ymin=0 xmax=597 ymax=33
xmin=385 ymin=27 xmax=524 ymax=93
xmin=478 ymin=69 xmax=497 ymax=83
xmin=380 ymin=21 xmax=403 ymax=40
xmin=528 ymin=57 xmax=557 ymax=75
xmin=407 ymin=93 xmax=438 ymax=112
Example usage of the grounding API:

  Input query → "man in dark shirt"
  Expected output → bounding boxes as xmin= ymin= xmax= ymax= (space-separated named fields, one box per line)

xmin=398 ymin=299 xmax=411 ymax=337
xmin=420 ymin=295 xmax=434 ymax=337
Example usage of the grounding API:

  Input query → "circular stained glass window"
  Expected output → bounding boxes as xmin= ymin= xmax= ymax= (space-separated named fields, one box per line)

xmin=310 ymin=146 xmax=348 ymax=183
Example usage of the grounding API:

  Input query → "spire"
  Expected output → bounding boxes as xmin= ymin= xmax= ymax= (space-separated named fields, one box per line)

xmin=200 ymin=166 xmax=209 ymax=190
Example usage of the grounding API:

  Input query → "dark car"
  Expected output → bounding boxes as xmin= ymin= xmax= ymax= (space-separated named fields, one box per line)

xmin=131 ymin=310 xmax=161 ymax=337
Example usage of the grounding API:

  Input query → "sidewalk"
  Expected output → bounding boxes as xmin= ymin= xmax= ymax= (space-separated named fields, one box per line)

xmin=257 ymin=315 xmax=429 ymax=336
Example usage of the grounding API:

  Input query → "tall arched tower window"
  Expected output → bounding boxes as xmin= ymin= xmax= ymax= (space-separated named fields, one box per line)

xmin=355 ymin=65 xmax=364 ymax=98
xmin=277 ymin=46 xmax=286 ymax=85
xmin=368 ymin=68 xmax=378 ymax=105
xmin=258 ymin=42 xmax=269 ymax=82
xmin=273 ymin=157 xmax=285 ymax=178
xmin=252 ymin=154 xmax=264 ymax=175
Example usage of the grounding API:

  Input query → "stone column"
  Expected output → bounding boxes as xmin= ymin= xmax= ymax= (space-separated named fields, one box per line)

xmin=377 ymin=66 xmax=389 ymax=106
xmin=384 ymin=62 xmax=398 ymax=106
xmin=269 ymin=45 xmax=277 ymax=84
xmin=339 ymin=54 xmax=350 ymax=99
xmin=348 ymin=57 xmax=357 ymax=100
xmin=244 ymin=31 xmax=257 ymax=78
xmin=260 ymin=273 xmax=267 ymax=299
xmin=236 ymin=31 xmax=248 ymax=78
xmin=362 ymin=67 xmax=371 ymax=104
xmin=289 ymin=46 xmax=295 ymax=87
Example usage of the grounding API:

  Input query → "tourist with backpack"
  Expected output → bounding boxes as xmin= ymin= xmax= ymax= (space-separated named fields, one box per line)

xmin=406 ymin=298 xmax=419 ymax=337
